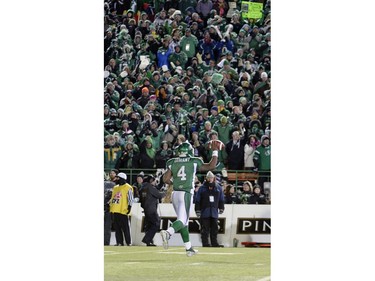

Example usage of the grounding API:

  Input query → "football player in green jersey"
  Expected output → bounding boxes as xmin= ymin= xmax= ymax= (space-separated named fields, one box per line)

xmin=160 ymin=141 xmax=220 ymax=256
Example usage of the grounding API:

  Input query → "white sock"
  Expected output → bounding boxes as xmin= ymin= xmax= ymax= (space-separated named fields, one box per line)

xmin=167 ymin=227 xmax=175 ymax=236
xmin=184 ymin=242 xmax=192 ymax=250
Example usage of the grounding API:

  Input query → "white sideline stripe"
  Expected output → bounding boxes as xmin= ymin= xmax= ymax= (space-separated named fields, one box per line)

xmin=105 ymin=248 xmax=181 ymax=255
xmin=256 ymin=276 xmax=270 ymax=281
xmin=160 ymin=252 xmax=243 ymax=255
xmin=104 ymin=252 xmax=121 ymax=255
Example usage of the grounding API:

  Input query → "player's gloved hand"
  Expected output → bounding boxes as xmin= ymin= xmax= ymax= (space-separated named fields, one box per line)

xmin=219 ymin=209 xmax=224 ymax=214
xmin=126 ymin=206 xmax=131 ymax=215
xmin=196 ymin=211 xmax=201 ymax=218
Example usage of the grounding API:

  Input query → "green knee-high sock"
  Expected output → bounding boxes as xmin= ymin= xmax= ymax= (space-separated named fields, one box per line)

xmin=180 ymin=226 xmax=190 ymax=243
xmin=172 ymin=220 xmax=185 ymax=233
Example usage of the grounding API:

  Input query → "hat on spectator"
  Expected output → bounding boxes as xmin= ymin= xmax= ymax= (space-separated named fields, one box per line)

xmin=220 ymin=116 xmax=228 ymax=124
xmin=171 ymin=10 xmax=182 ymax=18
xmin=192 ymin=85 xmax=200 ymax=92
xmin=211 ymin=106 xmax=218 ymax=112
xmin=211 ymin=73 xmax=224 ymax=85
xmin=253 ymin=184 xmax=261 ymax=191
xmin=206 ymin=171 xmax=215 ymax=179
xmin=261 ymin=135 xmax=270 ymax=143
xmin=142 ymin=87 xmax=149 ymax=93
xmin=217 ymin=99 xmax=225 ymax=106
xmin=137 ymin=172 xmax=144 ymax=178
xmin=186 ymin=6 xmax=195 ymax=14
xmin=239 ymin=97 xmax=247 ymax=104
xmin=162 ymin=65 xmax=170 ymax=72
xmin=117 ymin=173 xmax=127 ymax=180
xmin=144 ymin=174 xmax=155 ymax=182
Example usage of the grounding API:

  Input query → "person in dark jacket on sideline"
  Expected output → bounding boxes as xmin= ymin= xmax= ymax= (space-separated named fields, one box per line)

xmin=104 ymin=169 xmax=118 ymax=245
xmin=195 ymin=171 xmax=225 ymax=247
xmin=139 ymin=174 xmax=166 ymax=246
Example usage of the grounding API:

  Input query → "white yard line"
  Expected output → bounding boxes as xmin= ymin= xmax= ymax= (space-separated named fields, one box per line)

xmin=256 ymin=276 xmax=271 ymax=281
xmin=104 ymin=251 xmax=121 ymax=255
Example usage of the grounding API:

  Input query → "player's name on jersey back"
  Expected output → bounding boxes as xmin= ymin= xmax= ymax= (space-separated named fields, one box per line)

xmin=174 ymin=158 xmax=189 ymax=163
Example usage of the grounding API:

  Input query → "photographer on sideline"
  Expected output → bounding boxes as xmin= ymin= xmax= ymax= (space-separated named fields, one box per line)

xmin=104 ymin=169 xmax=118 ymax=245
xmin=139 ymin=174 xmax=166 ymax=246
xmin=195 ymin=171 xmax=225 ymax=247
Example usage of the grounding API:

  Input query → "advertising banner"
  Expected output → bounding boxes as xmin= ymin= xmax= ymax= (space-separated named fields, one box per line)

xmin=111 ymin=203 xmax=271 ymax=247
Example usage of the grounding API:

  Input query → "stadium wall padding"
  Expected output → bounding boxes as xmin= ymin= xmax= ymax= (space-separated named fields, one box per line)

xmin=110 ymin=203 xmax=271 ymax=247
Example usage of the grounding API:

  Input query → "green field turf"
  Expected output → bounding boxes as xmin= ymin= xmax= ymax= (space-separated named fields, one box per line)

xmin=104 ymin=246 xmax=270 ymax=281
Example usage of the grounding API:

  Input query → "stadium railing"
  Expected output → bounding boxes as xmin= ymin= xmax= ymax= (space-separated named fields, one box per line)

xmin=104 ymin=168 xmax=268 ymax=186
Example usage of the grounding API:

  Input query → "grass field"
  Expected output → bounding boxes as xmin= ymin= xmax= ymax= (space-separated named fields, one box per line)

xmin=104 ymin=246 xmax=270 ymax=281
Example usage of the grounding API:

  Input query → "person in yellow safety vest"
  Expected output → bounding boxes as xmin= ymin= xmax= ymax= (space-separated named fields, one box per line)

xmin=109 ymin=172 xmax=134 ymax=246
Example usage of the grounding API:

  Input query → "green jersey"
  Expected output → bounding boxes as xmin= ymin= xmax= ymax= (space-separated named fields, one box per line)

xmin=166 ymin=156 xmax=203 ymax=194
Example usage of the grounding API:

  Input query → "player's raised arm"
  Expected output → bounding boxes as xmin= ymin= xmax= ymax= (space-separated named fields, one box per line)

xmin=199 ymin=140 xmax=223 ymax=172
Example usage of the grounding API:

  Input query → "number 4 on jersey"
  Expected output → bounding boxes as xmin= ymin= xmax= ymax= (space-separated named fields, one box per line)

xmin=177 ymin=166 xmax=187 ymax=181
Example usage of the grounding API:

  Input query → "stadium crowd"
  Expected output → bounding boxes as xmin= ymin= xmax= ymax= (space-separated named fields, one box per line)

xmin=103 ymin=0 xmax=271 ymax=196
